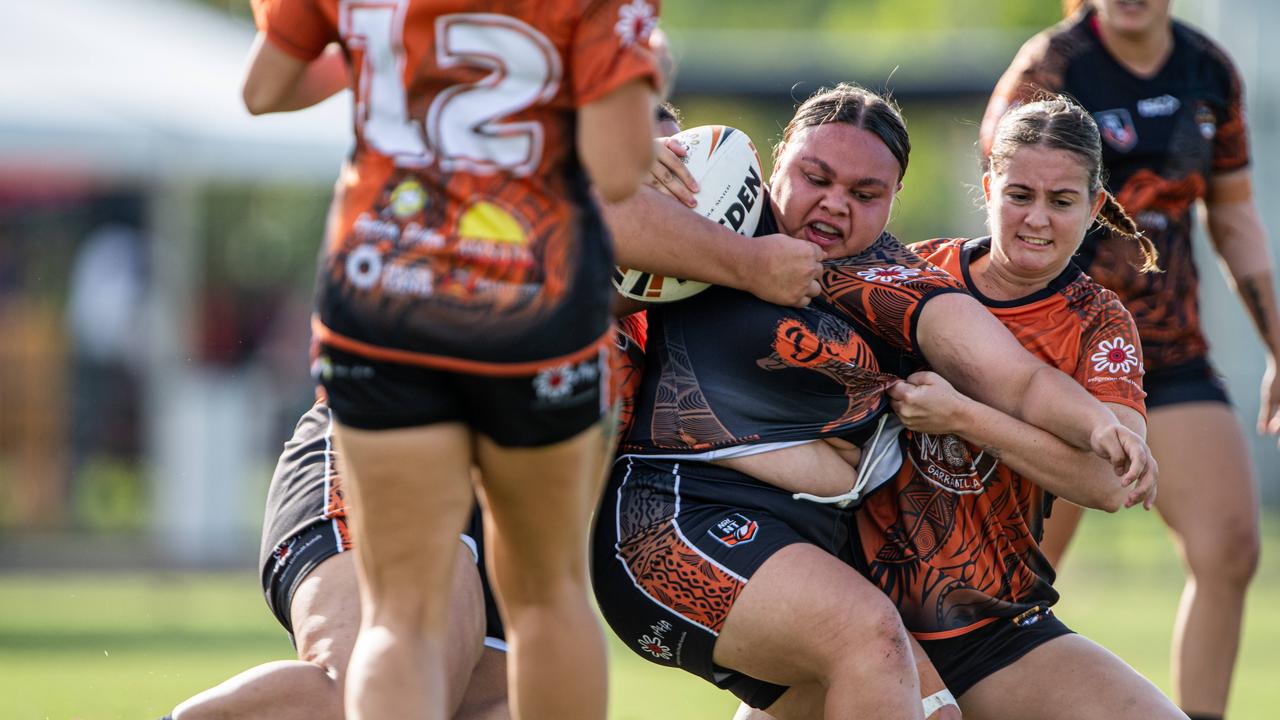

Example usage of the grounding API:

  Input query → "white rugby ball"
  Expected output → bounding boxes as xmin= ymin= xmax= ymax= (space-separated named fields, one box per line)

xmin=613 ymin=125 xmax=764 ymax=303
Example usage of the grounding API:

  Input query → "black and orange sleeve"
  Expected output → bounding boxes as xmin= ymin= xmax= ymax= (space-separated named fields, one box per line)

xmin=1209 ymin=46 xmax=1250 ymax=174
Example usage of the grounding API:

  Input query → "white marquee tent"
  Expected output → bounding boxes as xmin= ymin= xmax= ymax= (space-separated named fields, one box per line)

xmin=4 ymin=0 xmax=352 ymax=564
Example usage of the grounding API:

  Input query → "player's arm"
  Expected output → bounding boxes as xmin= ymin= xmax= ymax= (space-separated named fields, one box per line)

xmin=914 ymin=293 xmax=1154 ymax=487
xmin=1203 ymin=169 xmax=1280 ymax=438
xmin=889 ymin=371 xmax=1155 ymax=510
xmin=604 ymin=185 xmax=823 ymax=308
xmin=578 ymin=79 xmax=655 ymax=203
xmin=242 ymin=35 xmax=348 ymax=115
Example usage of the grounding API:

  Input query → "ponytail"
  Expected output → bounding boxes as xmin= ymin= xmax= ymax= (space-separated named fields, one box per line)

xmin=1095 ymin=191 xmax=1160 ymax=273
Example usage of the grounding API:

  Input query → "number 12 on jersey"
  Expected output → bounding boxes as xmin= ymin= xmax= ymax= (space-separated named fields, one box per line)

xmin=343 ymin=4 xmax=562 ymax=176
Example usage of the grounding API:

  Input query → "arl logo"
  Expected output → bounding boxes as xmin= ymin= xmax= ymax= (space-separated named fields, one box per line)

xmin=709 ymin=513 xmax=759 ymax=547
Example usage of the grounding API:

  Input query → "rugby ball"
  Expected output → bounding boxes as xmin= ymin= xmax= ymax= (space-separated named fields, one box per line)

xmin=612 ymin=125 xmax=764 ymax=302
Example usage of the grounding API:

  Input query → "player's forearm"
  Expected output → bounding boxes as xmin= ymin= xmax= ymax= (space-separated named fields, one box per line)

xmin=605 ymin=186 xmax=752 ymax=288
xmin=949 ymin=396 xmax=1128 ymax=511
xmin=1207 ymin=199 xmax=1280 ymax=357
xmin=1014 ymin=365 xmax=1119 ymax=452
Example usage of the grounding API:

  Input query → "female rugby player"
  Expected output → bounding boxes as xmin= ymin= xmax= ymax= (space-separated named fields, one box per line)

xmin=983 ymin=3 xmax=1277 ymax=716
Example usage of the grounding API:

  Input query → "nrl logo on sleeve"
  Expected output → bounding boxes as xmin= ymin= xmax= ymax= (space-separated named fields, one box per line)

xmin=708 ymin=513 xmax=759 ymax=547
xmin=1094 ymin=109 xmax=1138 ymax=152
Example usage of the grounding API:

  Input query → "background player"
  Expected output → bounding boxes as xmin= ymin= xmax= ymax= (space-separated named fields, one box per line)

xmin=982 ymin=3 xmax=1278 ymax=717
xmin=243 ymin=1 xmax=661 ymax=718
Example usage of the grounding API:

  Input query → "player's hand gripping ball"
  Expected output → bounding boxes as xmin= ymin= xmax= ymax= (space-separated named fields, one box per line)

xmin=612 ymin=125 xmax=764 ymax=302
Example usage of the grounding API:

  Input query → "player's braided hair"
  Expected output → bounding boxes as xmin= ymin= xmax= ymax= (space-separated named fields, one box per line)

xmin=775 ymin=83 xmax=910 ymax=181
xmin=989 ymin=94 xmax=1159 ymax=272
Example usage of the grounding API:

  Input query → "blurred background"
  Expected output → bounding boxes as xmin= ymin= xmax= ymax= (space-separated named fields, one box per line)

xmin=0 ymin=0 xmax=1275 ymax=717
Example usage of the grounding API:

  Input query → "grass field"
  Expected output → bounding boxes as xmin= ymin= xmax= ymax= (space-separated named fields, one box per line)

xmin=1 ymin=509 xmax=1277 ymax=719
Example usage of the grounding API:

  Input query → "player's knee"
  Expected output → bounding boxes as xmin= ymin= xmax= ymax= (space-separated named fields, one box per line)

xmin=1187 ymin=521 xmax=1260 ymax=588
xmin=813 ymin=595 xmax=911 ymax=675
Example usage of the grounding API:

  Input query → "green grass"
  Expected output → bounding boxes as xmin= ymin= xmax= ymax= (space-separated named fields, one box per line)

xmin=1 ymin=510 xmax=1276 ymax=719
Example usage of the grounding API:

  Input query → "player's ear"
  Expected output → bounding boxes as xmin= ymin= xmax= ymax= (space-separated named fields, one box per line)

xmin=982 ymin=172 xmax=993 ymax=202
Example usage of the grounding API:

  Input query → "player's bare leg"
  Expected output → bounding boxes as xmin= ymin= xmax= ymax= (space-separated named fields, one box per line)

xmin=1149 ymin=403 xmax=1259 ymax=717
xmin=712 ymin=543 xmax=922 ymax=719
xmin=732 ymin=628 xmax=955 ymax=719
xmin=476 ymin=420 xmax=611 ymax=720
xmin=171 ymin=538 xmax=493 ymax=719
xmin=958 ymin=634 xmax=1186 ymax=719
xmin=457 ymin=647 xmax=511 ymax=720
xmin=336 ymin=421 xmax=477 ymax=720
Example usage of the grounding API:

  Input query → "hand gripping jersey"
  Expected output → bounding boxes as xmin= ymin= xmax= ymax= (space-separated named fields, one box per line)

xmin=253 ymin=0 xmax=661 ymax=373
xmin=856 ymin=237 xmax=1147 ymax=638
xmin=981 ymin=8 xmax=1249 ymax=372
xmin=619 ymin=201 xmax=965 ymax=457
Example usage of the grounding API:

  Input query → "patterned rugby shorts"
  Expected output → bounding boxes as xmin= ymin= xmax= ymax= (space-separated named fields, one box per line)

xmin=591 ymin=456 xmax=857 ymax=710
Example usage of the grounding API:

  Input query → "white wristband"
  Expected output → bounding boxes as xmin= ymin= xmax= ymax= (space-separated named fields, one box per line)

xmin=922 ymin=688 xmax=958 ymax=717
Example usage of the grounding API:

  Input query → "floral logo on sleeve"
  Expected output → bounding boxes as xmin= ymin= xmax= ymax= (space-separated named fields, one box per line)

xmin=615 ymin=0 xmax=658 ymax=46
xmin=1091 ymin=337 xmax=1140 ymax=375
xmin=855 ymin=265 xmax=921 ymax=284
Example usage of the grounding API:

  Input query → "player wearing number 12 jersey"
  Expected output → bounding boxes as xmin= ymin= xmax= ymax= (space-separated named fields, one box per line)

xmin=245 ymin=2 xmax=661 ymax=719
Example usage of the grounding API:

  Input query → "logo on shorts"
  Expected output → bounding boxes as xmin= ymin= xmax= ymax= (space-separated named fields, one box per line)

xmin=532 ymin=358 xmax=601 ymax=405
xmin=1095 ymin=109 xmax=1138 ymax=152
xmin=271 ymin=539 xmax=295 ymax=571
xmin=708 ymin=513 xmax=759 ymax=547
xmin=638 ymin=619 xmax=674 ymax=660
xmin=1011 ymin=605 xmax=1053 ymax=627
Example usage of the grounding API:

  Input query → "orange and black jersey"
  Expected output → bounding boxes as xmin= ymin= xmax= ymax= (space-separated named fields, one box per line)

xmin=253 ymin=0 xmax=661 ymax=373
xmin=982 ymin=7 xmax=1249 ymax=372
xmin=613 ymin=310 xmax=648 ymax=438
xmin=620 ymin=203 xmax=965 ymax=456
xmin=856 ymin=237 xmax=1146 ymax=638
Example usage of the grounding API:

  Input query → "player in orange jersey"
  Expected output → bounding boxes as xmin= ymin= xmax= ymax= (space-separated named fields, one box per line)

xmin=242 ymin=2 xmax=662 ymax=718
xmin=982 ymin=5 xmax=1278 ymax=716
xmin=844 ymin=97 xmax=1179 ymax=719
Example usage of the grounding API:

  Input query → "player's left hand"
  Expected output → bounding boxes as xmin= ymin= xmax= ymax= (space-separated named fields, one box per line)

xmin=888 ymin=371 xmax=972 ymax=435
xmin=1088 ymin=424 xmax=1158 ymax=509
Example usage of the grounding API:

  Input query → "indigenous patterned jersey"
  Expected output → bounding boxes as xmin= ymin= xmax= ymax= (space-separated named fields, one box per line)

xmin=613 ymin=310 xmax=648 ymax=438
xmin=856 ymin=237 xmax=1146 ymax=638
xmin=620 ymin=203 xmax=965 ymax=455
xmin=253 ymin=0 xmax=661 ymax=373
xmin=981 ymin=7 xmax=1249 ymax=372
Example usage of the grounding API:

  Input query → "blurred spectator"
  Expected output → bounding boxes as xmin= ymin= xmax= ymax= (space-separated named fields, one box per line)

xmin=65 ymin=203 xmax=150 ymax=519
